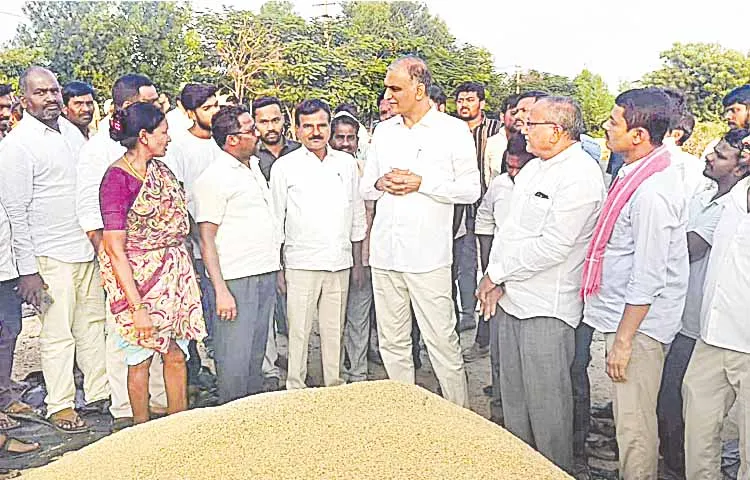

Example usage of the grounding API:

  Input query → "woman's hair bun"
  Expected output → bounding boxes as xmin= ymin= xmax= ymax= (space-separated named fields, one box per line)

xmin=109 ymin=109 xmax=128 ymax=142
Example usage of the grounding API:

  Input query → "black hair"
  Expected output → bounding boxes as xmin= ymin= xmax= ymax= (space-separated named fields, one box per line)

xmin=112 ymin=74 xmax=154 ymax=109
xmin=723 ymin=85 xmax=750 ymax=108
xmin=428 ymin=85 xmax=447 ymax=106
xmin=454 ymin=81 xmax=485 ymax=102
xmin=294 ymin=99 xmax=331 ymax=125
xmin=0 ymin=84 xmax=11 ymax=97
xmin=252 ymin=96 xmax=283 ymax=116
xmin=501 ymin=94 xmax=520 ymax=113
xmin=674 ymin=111 xmax=695 ymax=146
xmin=614 ymin=88 xmax=673 ymax=146
xmin=334 ymin=103 xmax=359 ymax=117
xmin=62 ymin=81 xmax=95 ymax=106
xmin=211 ymin=105 xmax=250 ymax=149
xmin=724 ymin=128 xmax=750 ymax=152
xmin=331 ymin=114 xmax=360 ymax=135
xmin=110 ymin=102 xmax=165 ymax=149
xmin=180 ymin=83 xmax=217 ymax=111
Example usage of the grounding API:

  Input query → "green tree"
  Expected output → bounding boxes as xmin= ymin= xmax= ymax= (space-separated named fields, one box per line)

xmin=642 ymin=42 xmax=750 ymax=122
xmin=0 ymin=46 xmax=45 ymax=89
xmin=572 ymin=69 xmax=614 ymax=135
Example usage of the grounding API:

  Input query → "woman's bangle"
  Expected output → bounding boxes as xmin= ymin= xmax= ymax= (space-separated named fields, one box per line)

xmin=128 ymin=302 xmax=148 ymax=313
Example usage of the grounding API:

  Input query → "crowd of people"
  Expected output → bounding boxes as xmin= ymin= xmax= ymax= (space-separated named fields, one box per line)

xmin=0 ymin=56 xmax=749 ymax=480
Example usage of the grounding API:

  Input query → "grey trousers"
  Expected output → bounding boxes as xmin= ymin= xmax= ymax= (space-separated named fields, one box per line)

xmin=489 ymin=313 xmax=502 ymax=421
xmin=344 ymin=267 xmax=373 ymax=382
xmin=213 ymin=272 xmax=276 ymax=404
xmin=497 ymin=308 xmax=575 ymax=473
xmin=453 ymin=231 xmax=478 ymax=325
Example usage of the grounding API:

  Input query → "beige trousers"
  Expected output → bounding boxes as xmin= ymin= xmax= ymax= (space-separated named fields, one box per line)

xmin=36 ymin=257 xmax=108 ymax=416
xmin=605 ymin=332 xmax=665 ymax=480
xmin=371 ymin=267 xmax=468 ymax=407
xmin=104 ymin=306 xmax=166 ymax=418
xmin=285 ymin=269 xmax=349 ymax=390
xmin=683 ymin=339 xmax=750 ymax=480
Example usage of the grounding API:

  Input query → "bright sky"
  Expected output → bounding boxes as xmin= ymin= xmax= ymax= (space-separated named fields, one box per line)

xmin=2 ymin=0 xmax=749 ymax=92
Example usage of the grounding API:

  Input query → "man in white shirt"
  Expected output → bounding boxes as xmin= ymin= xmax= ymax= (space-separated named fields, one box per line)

xmin=474 ymin=132 xmax=533 ymax=424
xmin=271 ymin=99 xmax=367 ymax=390
xmin=582 ymin=88 xmax=689 ymax=480
xmin=0 ymin=84 xmax=12 ymax=141
xmin=161 ymin=83 xmax=221 ymax=382
xmin=475 ymin=97 xmax=605 ymax=472
xmin=194 ymin=105 xmax=281 ymax=403
xmin=656 ymin=129 xmax=749 ymax=479
xmin=61 ymin=81 xmax=95 ymax=140
xmin=0 ymin=67 xmax=107 ymax=433
xmin=483 ymin=94 xmax=519 ymax=178
xmin=360 ymin=56 xmax=479 ymax=407
xmin=683 ymin=130 xmax=750 ymax=479
xmin=76 ymin=73 xmax=166 ymax=428
xmin=165 ymin=94 xmax=194 ymax=133
xmin=330 ymin=114 xmax=373 ymax=383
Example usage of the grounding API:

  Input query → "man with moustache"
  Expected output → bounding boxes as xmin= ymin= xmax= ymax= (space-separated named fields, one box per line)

xmin=377 ymin=90 xmax=394 ymax=122
xmin=194 ymin=105 xmax=281 ymax=403
xmin=162 ymin=83 xmax=222 ymax=381
xmin=453 ymin=81 xmax=502 ymax=362
xmin=0 ymin=84 xmax=13 ymax=141
xmin=476 ymin=96 xmax=605 ymax=472
xmin=361 ymin=56 xmax=479 ymax=407
xmin=271 ymin=99 xmax=366 ymax=390
xmin=657 ymin=128 xmax=749 ymax=479
xmin=76 ymin=73 xmax=166 ymax=430
xmin=700 ymin=85 xmax=750 ymax=161
xmin=253 ymin=96 xmax=301 ymax=390
xmin=62 ymin=81 xmax=95 ymax=139
xmin=0 ymin=67 xmax=107 ymax=433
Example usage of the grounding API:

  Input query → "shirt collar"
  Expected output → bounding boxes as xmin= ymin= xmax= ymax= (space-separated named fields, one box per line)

xmin=23 ymin=112 xmax=62 ymax=135
xmin=729 ymin=176 xmax=750 ymax=212
xmin=259 ymin=137 xmax=292 ymax=155
xmin=541 ymin=142 xmax=582 ymax=168
xmin=393 ymin=106 xmax=440 ymax=129
xmin=218 ymin=149 xmax=259 ymax=170
xmin=617 ymin=145 xmax=668 ymax=178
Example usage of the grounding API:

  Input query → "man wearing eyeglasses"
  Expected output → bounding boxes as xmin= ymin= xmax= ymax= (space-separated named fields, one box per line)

xmin=193 ymin=105 xmax=280 ymax=404
xmin=476 ymin=96 xmax=605 ymax=473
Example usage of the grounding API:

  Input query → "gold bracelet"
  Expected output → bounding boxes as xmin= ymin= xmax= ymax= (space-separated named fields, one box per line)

xmin=128 ymin=302 xmax=148 ymax=313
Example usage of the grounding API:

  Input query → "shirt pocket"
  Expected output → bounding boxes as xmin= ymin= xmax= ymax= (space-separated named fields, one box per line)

xmin=519 ymin=194 xmax=552 ymax=235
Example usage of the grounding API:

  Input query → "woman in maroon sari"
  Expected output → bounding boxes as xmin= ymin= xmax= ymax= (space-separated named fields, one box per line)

xmin=99 ymin=103 xmax=205 ymax=424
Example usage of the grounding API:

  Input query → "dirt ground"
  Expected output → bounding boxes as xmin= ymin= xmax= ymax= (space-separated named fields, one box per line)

xmin=6 ymin=313 xmax=616 ymax=478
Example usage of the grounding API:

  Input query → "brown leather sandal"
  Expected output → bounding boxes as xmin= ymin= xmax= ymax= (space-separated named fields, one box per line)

xmin=49 ymin=408 xmax=89 ymax=434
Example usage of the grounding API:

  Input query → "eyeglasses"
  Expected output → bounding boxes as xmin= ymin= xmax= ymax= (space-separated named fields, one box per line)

xmin=524 ymin=121 xmax=558 ymax=128
xmin=227 ymin=127 xmax=259 ymax=136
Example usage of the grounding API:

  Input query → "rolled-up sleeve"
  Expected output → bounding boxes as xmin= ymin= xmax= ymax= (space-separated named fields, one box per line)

xmin=0 ymin=141 xmax=37 ymax=275
xmin=625 ymin=191 xmax=681 ymax=305
xmin=418 ymin=127 xmax=480 ymax=205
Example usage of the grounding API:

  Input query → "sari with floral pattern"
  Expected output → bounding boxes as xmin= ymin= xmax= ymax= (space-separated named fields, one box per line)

xmin=99 ymin=159 xmax=205 ymax=353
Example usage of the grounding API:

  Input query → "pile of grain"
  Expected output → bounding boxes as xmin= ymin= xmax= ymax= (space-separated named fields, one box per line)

xmin=22 ymin=380 xmax=571 ymax=479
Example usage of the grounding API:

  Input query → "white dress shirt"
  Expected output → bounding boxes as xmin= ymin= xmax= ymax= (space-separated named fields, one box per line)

xmin=0 ymin=115 xmax=93 ymax=275
xmin=360 ymin=108 xmax=480 ymax=273
xmin=583 ymin=152 xmax=689 ymax=344
xmin=486 ymin=143 xmax=606 ymax=327
xmin=680 ymin=188 xmax=725 ymax=339
xmin=271 ymin=146 xmax=367 ymax=272
xmin=474 ymin=172 xmax=514 ymax=236
xmin=194 ymin=152 xmax=281 ymax=280
xmin=76 ymin=119 xmax=126 ymax=233
xmin=0 ymin=201 xmax=19 ymax=282
xmin=665 ymin=140 xmax=713 ymax=201
xmin=161 ymin=130 xmax=221 ymax=218
xmin=700 ymin=177 xmax=750 ymax=353
xmin=484 ymin=131 xmax=508 ymax=179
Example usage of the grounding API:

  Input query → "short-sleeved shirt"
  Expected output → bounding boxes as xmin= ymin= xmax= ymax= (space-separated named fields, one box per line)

xmin=100 ymin=167 xmax=143 ymax=231
xmin=680 ymin=188 xmax=725 ymax=339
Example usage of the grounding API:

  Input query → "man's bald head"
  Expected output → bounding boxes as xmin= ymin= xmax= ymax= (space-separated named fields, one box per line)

xmin=384 ymin=56 xmax=433 ymax=118
xmin=19 ymin=66 xmax=63 ymax=125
